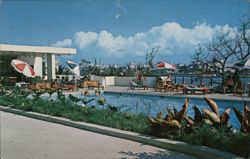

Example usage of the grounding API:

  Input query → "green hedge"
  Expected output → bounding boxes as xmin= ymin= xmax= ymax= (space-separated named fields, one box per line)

xmin=0 ymin=92 xmax=149 ymax=134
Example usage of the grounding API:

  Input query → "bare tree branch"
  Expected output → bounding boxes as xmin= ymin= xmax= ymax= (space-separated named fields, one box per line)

xmin=193 ymin=20 xmax=250 ymax=87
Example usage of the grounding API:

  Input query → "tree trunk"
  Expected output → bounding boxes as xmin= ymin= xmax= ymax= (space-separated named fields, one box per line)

xmin=221 ymin=67 xmax=226 ymax=93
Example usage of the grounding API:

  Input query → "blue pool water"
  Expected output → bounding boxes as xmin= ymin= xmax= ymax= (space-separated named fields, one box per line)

xmin=76 ymin=92 xmax=248 ymax=129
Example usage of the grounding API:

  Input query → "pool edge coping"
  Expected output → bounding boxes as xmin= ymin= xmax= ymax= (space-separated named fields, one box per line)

xmin=0 ymin=106 xmax=242 ymax=159
xmin=104 ymin=90 xmax=250 ymax=102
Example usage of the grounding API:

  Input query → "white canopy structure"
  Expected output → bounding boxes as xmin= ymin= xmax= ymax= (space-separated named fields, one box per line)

xmin=0 ymin=44 xmax=77 ymax=80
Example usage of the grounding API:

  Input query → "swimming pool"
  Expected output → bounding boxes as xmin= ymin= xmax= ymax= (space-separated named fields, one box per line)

xmin=75 ymin=92 xmax=247 ymax=128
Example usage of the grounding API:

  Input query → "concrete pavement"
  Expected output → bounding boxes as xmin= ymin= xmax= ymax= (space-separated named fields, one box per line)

xmin=0 ymin=111 xmax=197 ymax=159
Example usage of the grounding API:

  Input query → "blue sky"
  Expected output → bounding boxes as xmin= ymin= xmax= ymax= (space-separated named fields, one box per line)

xmin=0 ymin=0 xmax=249 ymax=64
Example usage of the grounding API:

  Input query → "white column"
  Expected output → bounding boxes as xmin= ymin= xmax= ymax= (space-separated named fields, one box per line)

xmin=47 ymin=54 xmax=56 ymax=80
xmin=34 ymin=56 xmax=43 ymax=77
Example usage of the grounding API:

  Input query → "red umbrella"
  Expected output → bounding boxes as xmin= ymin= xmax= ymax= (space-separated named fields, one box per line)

xmin=155 ymin=62 xmax=176 ymax=70
xmin=11 ymin=59 xmax=36 ymax=77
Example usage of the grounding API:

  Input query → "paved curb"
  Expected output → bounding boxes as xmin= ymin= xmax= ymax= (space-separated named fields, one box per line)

xmin=0 ymin=106 xmax=242 ymax=159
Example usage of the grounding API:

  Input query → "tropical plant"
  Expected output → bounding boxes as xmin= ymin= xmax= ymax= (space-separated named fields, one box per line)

xmin=147 ymin=97 xmax=235 ymax=136
xmin=81 ymin=98 xmax=95 ymax=105
xmin=233 ymin=102 xmax=250 ymax=133
xmin=57 ymin=65 xmax=65 ymax=75
xmin=47 ymin=89 xmax=56 ymax=101
xmin=29 ymin=76 xmax=43 ymax=84
xmin=68 ymin=94 xmax=81 ymax=105
xmin=97 ymin=96 xmax=106 ymax=108
xmin=182 ymin=97 xmax=232 ymax=130
xmin=147 ymin=97 xmax=250 ymax=157
xmin=146 ymin=47 xmax=160 ymax=69
xmin=32 ymin=91 xmax=45 ymax=101
xmin=107 ymin=104 xmax=118 ymax=112
xmin=147 ymin=98 xmax=189 ymax=136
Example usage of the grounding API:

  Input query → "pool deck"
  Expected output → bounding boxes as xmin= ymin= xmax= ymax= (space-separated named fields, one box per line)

xmin=103 ymin=86 xmax=250 ymax=102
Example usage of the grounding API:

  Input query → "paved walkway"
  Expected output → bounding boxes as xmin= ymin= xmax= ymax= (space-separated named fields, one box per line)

xmin=0 ymin=111 xmax=196 ymax=159
xmin=104 ymin=86 xmax=250 ymax=101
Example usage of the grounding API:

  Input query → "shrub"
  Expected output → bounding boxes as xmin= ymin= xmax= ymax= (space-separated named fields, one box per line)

xmin=177 ymin=124 xmax=250 ymax=158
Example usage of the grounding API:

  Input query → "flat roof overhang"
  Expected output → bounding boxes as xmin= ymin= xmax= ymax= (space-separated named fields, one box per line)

xmin=0 ymin=44 xmax=76 ymax=55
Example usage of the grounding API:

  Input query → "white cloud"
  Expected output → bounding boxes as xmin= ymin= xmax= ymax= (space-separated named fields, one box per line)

xmin=74 ymin=31 xmax=98 ymax=49
xmin=97 ymin=31 xmax=127 ymax=56
xmin=51 ymin=39 xmax=72 ymax=48
xmin=53 ymin=22 xmax=237 ymax=63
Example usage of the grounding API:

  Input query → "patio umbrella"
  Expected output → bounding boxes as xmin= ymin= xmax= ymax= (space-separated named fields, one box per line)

xmin=67 ymin=60 xmax=80 ymax=76
xmin=234 ymin=58 xmax=250 ymax=69
xmin=11 ymin=59 xmax=36 ymax=77
xmin=155 ymin=62 xmax=176 ymax=70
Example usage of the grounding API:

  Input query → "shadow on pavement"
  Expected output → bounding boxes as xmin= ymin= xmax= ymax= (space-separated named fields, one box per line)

xmin=119 ymin=150 xmax=196 ymax=159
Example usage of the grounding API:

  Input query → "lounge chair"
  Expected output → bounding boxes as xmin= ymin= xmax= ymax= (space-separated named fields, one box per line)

xmin=183 ymin=84 xmax=213 ymax=95
xmin=83 ymin=80 xmax=104 ymax=90
xmin=130 ymin=81 xmax=138 ymax=90
xmin=154 ymin=77 xmax=167 ymax=92
xmin=51 ymin=82 xmax=62 ymax=90
xmin=171 ymin=83 xmax=185 ymax=92
xmin=165 ymin=81 xmax=184 ymax=92
xmin=129 ymin=80 xmax=146 ymax=90
xmin=4 ymin=77 xmax=17 ymax=86
xmin=28 ymin=82 xmax=48 ymax=91
xmin=62 ymin=84 xmax=78 ymax=91
xmin=155 ymin=80 xmax=184 ymax=92
xmin=154 ymin=84 xmax=164 ymax=91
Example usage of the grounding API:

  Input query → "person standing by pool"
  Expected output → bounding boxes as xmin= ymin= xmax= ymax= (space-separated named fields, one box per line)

xmin=59 ymin=76 xmax=66 ymax=87
xmin=69 ymin=76 xmax=76 ymax=84
xmin=81 ymin=90 xmax=90 ymax=96
xmin=95 ymin=90 xmax=100 ymax=96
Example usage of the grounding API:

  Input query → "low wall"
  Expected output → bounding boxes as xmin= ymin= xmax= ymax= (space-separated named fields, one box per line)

xmin=115 ymin=77 xmax=135 ymax=86
xmin=56 ymin=76 xmax=167 ymax=87
xmin=91 ymin=76 xmax=157 ymax=87
xmin=145 ymin=77 xmax=156 ymax=87
xmin=114 ymin=77 xmax=156 ymax=87
xmin=91 ymin=75 xmax=115 ymax=86
xmin=91 ymin=75 xmax=105 ymax=86
xmin=105 ymin=76 xmax=115 ymax=86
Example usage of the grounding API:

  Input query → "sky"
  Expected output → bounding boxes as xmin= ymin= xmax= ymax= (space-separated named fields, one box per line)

xmin=0 ymin=0 xmax=249 ymax=65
